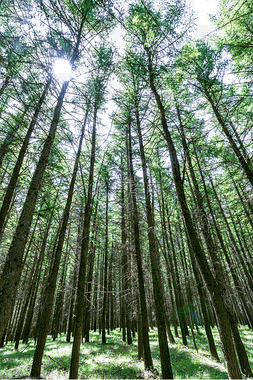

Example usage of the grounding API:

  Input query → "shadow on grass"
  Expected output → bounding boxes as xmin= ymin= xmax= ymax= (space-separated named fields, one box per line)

xmin=0 ymin=327 xmax=247 ymax=379
xmin=169 ymin=348 xmax=228 ymax=379
xmin=147 ymin=328 xmax=228 ymax=379
xmin=79 ymin=362 xmax=143 ymax=379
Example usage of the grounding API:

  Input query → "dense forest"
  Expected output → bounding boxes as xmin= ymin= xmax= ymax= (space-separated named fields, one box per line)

xmin=0 ymin=0 xmax=253 ymax=378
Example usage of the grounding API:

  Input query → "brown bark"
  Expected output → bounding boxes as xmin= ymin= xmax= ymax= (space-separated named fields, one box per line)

xmin=209 ymin=175 xmax=253 ymax=293
xmin=51 ymin=247 xmax=69 ymax=340
xmin=127 ymin=119 xmax=153 ymax=371
xmin=120 ymin=159 xmax=132 ymax=345
xmin=147 ymin=54 xmax=242 ymax=379
xmin=166 ymin=213 xmax=188 ymax=346
xmin=194 ymin=147 xmax=253 ymax=329
xmin=0 ymin=80 xmax=69 ymax=342
xmin=108 ymin=244 xmax=114 ymax=333
xmin=92 ymin=255 xmax=99 ymax=332
xmin=69 ymin=103 xmax=97 ymax=379
xmin=84 ymin=201 xmax=98 ymax=342
xmin=155 ymin=169 xmax=179 ymax=341
xmin=30 ymin=104 xmax=88 ymax=378
xmin=228 ymin=309 xmax=253 ymax=377
xmin=206 ymin=95 xmax=253 ymax=187
xmin=133 ymin=91 xmax=173 ymax=378
xmin=136 ymin=294 xmax=144 ymax=360
xmin=102 ymin=182 xmax=109 ymax=344
xmin=0 ymin=77 xmax=52 ymax=237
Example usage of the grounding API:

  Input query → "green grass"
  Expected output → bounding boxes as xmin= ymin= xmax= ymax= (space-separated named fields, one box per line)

xmin=0 ymin=326 xmax=253 ymax=379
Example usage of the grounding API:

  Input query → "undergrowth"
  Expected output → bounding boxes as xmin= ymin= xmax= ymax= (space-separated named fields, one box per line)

xmin=1 ymin=326 xmax=253 ymax=379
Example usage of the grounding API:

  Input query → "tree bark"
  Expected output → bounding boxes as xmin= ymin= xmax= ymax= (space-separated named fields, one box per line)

xmin=147 ymin=54 xmax=242 ymax=379
xmin=0 ymin=80 xmax=69 ymax=342
xmin=134 ymin=97 xmax=173 ymax=378
xmin=0 ymin=76 xmax=52 ymax=237
xmin=127 ymin=119 xmax=154 ymax=371
xmin=120 ymin=158 xmax=132 ymax=345
xmin=30 ymin=104 xmax=88 ymax=378
xmin=69 ymin=103 xmax=97 ymax=379
xmin=102 ymin=182 xmax=109 ymax=344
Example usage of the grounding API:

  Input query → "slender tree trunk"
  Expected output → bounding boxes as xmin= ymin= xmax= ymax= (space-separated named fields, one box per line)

xmin=30 ymin=105 xmax=88 ymax=378
xmin=69 ymin=103 xmax=97 ymax=379
xmin=136 ymin=293 xmax=144 ymax=360
xmin=194 ymin=146 xmax=253 ymax=329
xmin=0 ymin=80 xmax=69 ymax=341
xmin=232 ymin=179 xmax=253 ymax=230
xmin=84 ymin=200 xmax=98 ymax=342
xmin=0 ymin=77 xmax=52 ymax=236
xmin=51 ymin=245 xmax=69 ymax=340
xmin=209 ymin=174 xmax=253 ymax=293
xmin=14 ymin=247 xmax=40 ymax=350
xmin=66 ymin=260 xmax=79 ymax=343
xmin=134 ymin=98 xmax=173 ymax=378
xmin=102 ymin=182 xmax=109 ymax=344
xmin=108 ymin=244 xmax=114 ymax=333
xmin=120 ymin=158 xmax=132 ymax=344
xmin=0 ymin=109 xmax=28 ymax=169
xmin=166 ymin=212 xmax=188 ymax=346
xmin=127 ymin=119 xmax=153 ymax=371
xmin=228 ymin=309 xmax=253 ymax=377
xmin=147 ymin=55 xmax=242 ymax=379
xmin=155 ymin=169 xmax=179 ymax=341
xmin=93 ymin=255 xmax=99 ymax=333
xmin=187 ymin=237 xmax=220 ymax=361
xmin=206 ymin=95 xmax=253 ymax=187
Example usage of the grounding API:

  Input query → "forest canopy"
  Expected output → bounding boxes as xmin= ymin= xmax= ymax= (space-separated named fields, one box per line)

xmin=0 ymin=0 xmax=252 ymax=379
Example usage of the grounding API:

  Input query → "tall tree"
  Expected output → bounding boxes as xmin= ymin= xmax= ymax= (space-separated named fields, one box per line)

xmin=125 ymin=2 xmax=242 ymax=377
xmin=69 ymin=43 xmax=113 ymax=379
xmin=30 ymin=102 xmax=89 ymax=378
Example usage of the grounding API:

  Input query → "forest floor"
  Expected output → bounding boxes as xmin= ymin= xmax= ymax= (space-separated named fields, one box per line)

xmin=1 ymin=326 xmax=253 ymax=379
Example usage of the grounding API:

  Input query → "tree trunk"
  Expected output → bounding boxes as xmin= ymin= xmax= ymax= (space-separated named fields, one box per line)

xmin=134 ymin=97 xmax=173 ymax=379
xmin=194 ymin=146 xmax=253 ymax=329
xmin=102 ymin=182 xmax=109 ymax=344
xmin=30 ymin=104 xmax=88 ymax=378
xmin=0 ymin=107 xmax=28 ymax=169
xmin=147 ymin=55 xmax=242 ymax=379
xmin=120 ymin=158 xmax=132 ymax=344
xmin=84 ymin=200 xmax=98 ymax=342
xmin=207 ymin=95 xmax=253 ymax=187
xmin=0 ymin=80 xmax=69 ymax=342
xmin=0 ymin=76 xmax=52 ymax=237
xmin=69 ymin=103 xmax=97 ymax=379
xmin=127 ymin=119 xmax=153 ymax=371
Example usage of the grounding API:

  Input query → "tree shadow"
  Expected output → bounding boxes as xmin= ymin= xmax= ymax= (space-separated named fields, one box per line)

xmin=169 ymin=348 xmax=228 ymax=379
xmin=0 ymin=330 xmax=229 ymax=379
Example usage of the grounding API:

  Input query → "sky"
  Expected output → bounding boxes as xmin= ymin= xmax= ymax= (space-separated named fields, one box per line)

xmin=190 ymin=0 xmax=219 ymax=39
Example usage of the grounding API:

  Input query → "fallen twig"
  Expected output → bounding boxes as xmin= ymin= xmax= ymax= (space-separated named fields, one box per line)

xmin=45 ymin=354 xmax=68 ymax=370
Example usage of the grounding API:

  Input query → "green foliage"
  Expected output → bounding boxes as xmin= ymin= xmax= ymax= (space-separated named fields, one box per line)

xmin=213 ymin=0 xmax=253 ymax=73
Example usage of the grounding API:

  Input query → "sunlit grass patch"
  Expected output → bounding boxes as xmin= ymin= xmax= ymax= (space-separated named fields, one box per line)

xmin=1 ymin=326 xmax=253 ymax=378
xmin=0 ymin=344 xmax=33 ymax=379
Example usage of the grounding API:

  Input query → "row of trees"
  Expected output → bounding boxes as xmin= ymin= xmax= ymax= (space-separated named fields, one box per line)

xmin=0 ymin=0 xmax=252 ymax=379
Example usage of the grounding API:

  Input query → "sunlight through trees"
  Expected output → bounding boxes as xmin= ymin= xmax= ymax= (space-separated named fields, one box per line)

xmin=0 ymin=0 xmax=252 ymax=379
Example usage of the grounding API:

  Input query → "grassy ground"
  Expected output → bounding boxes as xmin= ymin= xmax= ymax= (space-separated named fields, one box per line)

xmin=1 ymin=326 xmax=253 ymax=379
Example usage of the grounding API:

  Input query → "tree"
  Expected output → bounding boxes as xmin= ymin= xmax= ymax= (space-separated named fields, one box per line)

xmin=124 ymin=2 xmax=242 ymax=377
xmin=178 ymin=41 xmax=253 ymax=187
xmin=30 ymin=101 xmax=89 ymax=378
xmin=69 ymin=42 xmax=113 ymax=379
